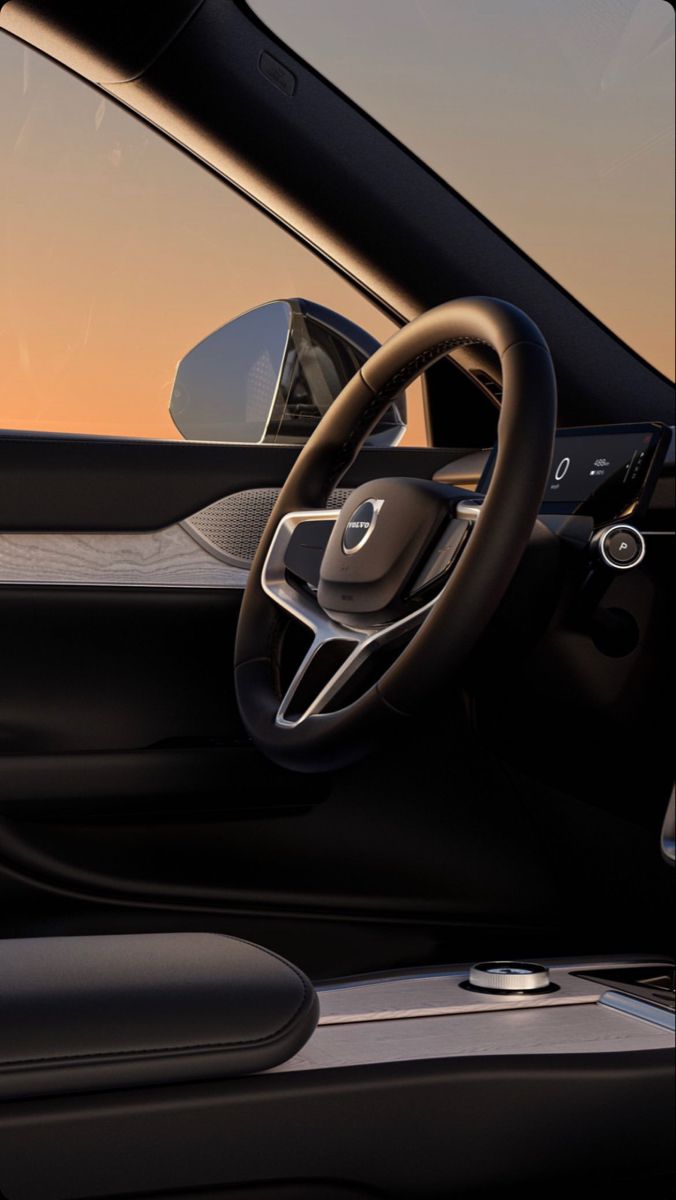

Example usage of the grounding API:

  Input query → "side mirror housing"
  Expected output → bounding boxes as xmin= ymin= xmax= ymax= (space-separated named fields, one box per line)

xmin=169 ymin=298 xmax=405 ymax=446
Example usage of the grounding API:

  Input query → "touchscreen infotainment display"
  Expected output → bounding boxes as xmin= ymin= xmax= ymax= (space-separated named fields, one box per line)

xmin=479 ymin=422 xmax=669 ymax=521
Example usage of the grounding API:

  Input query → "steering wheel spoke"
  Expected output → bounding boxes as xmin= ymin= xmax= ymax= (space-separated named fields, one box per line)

xmin=261 ymin=509 xmax=342 ymax=632
xmin=261 ymin=510 xmax=438 ymax=727
xmin=274 ymin=627 xmax=365 ymax=727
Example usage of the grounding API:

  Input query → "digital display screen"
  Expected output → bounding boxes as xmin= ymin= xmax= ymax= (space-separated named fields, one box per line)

xmin=478 ymin=422 xmax=668 ymax=521
xmin=544 ymin=430 xmax=655 ymax=504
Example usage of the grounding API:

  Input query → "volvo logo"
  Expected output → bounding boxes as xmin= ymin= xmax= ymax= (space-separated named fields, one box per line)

xmin=342 ymin=499 xmax=384 ymax=554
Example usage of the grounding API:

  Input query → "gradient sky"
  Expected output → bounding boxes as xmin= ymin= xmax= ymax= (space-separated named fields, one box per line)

xmin=0 ymin=33 xmax=425 ymax=443
xmin=254 ymin=0 xmax=675 ymax=380
xmin=1 ymin=3 xmax=673 ymax=448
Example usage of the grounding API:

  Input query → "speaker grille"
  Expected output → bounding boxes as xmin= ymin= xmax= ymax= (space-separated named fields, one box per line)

xmin=182 ymin=488 xmax=352 ymax=568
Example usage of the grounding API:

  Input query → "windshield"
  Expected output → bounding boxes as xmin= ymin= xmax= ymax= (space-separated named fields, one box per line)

xmin=251 ymin=0 xmax=675 ymax=379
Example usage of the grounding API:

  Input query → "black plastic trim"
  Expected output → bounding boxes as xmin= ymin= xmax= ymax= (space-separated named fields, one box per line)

xmin=239 ymin=2 xmax=675 ymax=392
xmin=0 ymin=1052 xmax=672 ymax=1199
xmin=0 ymin=435 xmax=459 ymax=531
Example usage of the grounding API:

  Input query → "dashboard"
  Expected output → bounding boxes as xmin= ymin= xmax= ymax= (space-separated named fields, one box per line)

xmin=479 ymin=422 xmax=671 ymax=524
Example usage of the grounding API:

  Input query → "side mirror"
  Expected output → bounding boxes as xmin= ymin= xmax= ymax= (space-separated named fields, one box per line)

xmin=169 ymin=298 xmax=406 ymax=446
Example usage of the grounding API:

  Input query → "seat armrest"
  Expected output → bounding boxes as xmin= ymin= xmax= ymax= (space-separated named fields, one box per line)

xmin=0 ymin=932 xmax=318 ymax=1100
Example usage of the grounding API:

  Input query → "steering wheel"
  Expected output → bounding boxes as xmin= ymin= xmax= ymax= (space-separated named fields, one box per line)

xmin=235 ymin=297 xmax=556 ymax=771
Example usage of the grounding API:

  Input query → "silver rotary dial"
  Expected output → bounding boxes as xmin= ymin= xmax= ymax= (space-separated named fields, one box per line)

xmin=468 ymin=961 xmax=551 ymax=993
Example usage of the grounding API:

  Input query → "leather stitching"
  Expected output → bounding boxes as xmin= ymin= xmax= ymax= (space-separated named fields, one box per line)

xmin=326 ymin=336 xmax=491 ymax=493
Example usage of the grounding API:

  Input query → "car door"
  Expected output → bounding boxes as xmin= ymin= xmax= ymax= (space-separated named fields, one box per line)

xmin=2 ymin=29 xmax=546 ymax=981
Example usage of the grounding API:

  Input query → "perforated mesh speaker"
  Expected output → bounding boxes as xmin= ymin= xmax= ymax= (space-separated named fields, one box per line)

xmin=182 ymin=488 xmax=352 ymax=568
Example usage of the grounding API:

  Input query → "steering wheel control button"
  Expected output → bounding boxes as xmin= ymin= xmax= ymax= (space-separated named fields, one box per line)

xmin=468 ymin=961 xmax=552 ymax=993
xmin=410 ymin=519 xmax=469 ymax=595
xmin=596 ymin=524 xmax=646 ymax=570
xmin=342 ymin=498 xmax=384 ymax=555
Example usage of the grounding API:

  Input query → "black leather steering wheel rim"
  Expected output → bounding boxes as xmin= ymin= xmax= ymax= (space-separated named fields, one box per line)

xmin=235 ymin=297 xmax=557 ymax=772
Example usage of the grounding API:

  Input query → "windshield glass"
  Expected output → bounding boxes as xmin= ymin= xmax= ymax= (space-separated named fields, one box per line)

xmin=251 ymin=0 xmax=675 ymax=379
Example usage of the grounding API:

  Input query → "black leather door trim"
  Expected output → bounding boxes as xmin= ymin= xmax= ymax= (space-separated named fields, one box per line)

xmin=0 ymin=433 xmax=458 ymax=532
xmin=0 ymin=1051 xmax=672 ymax=1200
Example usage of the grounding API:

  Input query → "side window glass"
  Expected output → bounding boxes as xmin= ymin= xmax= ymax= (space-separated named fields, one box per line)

xmin=0 ymin=34 xmax=427 ymax=446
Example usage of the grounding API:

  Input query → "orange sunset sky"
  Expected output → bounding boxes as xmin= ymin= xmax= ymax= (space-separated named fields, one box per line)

xmin=0 ymin=33 xmax=424 ymax=444
xmin=1 ymin=2 xmax=673 ymax=447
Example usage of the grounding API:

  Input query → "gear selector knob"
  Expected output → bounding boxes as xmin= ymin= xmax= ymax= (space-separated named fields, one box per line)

xmin=469 ymin=961 xmax=551 ymax=993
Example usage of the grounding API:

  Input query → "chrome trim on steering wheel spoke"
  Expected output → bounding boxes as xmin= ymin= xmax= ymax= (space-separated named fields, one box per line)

xmin=261 ymin=511 xmax=437 ymax=729
xmin=261 ymin=510 xmax=343 ymax=636
xmin=455 ymin=498 xmax=483 ymax=523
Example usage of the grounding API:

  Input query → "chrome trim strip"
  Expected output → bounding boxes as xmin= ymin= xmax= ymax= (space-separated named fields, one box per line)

xmin=661 ymin=788 xmax=675 ymax=865
xmin=599 ymin=990 xmax=675 ymax=1032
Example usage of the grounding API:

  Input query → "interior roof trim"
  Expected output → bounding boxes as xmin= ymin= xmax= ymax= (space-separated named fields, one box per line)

xmin=0 ymin=0 xmax=208 ymax=83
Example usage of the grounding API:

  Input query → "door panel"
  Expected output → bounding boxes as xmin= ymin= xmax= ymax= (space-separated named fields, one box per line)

xmin=0 ymin=588 xmax=242 ymax=755
xmin=0 ymin=433 xmax=456 ymax=531
xmin=3 ymin=434 xmax=543 ymax=978
xmin=0 ymin=433 xmax=670 ymax=979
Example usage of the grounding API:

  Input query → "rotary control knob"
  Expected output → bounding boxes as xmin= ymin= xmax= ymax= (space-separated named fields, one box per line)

xmin=468 ymin=961 xmax=551 ymax=993
xmin=593 ymin=524 xmax=646 ymax=570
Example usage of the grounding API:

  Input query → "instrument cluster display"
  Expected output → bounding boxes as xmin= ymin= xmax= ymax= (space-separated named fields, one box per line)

xmin=480 ymin=422 xmax=670 ymax=521
xmin=546 ymin=430 xmax=655 ymax=504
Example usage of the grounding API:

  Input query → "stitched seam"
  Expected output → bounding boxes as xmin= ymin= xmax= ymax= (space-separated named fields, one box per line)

xmin=1 ymin=939 xmax=313 ymax=1070
xmin=1 ymin=993 xmax=310 ymax=1069
xmin=374 ymin=337 xmax=492 ymax=399
xmin=326 ymin=337 xmax=491 ymax=492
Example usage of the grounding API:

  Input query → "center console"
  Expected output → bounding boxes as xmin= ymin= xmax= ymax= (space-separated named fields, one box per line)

xmin=271 ymin=955 xmax=675 ymax=1075
xmin=0 ymin=941 xmax=672 ymax=1200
